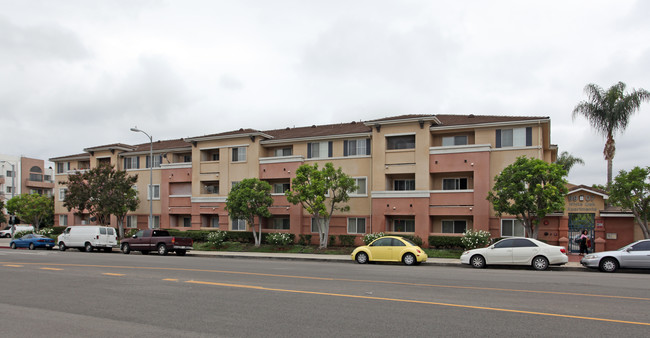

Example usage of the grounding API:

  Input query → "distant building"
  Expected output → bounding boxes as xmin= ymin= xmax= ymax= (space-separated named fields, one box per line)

xmin=49 ymin=114 xmax=637 ymax=251
xmin=0 ymin=154 xmax=55 ymax=220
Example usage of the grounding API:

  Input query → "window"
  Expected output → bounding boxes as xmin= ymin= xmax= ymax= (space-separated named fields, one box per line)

xmin=59 ymin=215 xmax=68 ymax=226
xmin=124 ymin=156 xmax=139 ymax=169
xmin=273 ymin=183 xmax=290 ymax=194
xmin=146 ymin=155 xmax=162 ymax=168
xmin=394 ymin=179 xmax=415 ymax=191
xmin=56 ymin=162 xmax=70 ymax=174
xmin=126 ymin=215 xmax=138 ymax=228
xmin=201 ymin=149 xmax=220 ymax=161
xmin=512 ymin=238 xmax=537 ymax=247
xmin=274 ymin=147 xmax=292 ymax=156
xmin=232 ymin=147 xmax=247 ymax=162
xmin=496 ymin=127 xmax=532 ymax=148
xmin=386 ymin=135 xmax=415 ymax=150
xmin=442 ymin=220 xmax=467 ymax=234
xmin=203 ymin=182 xmax=219 ymax=194
xmin=493 ymin=238 xmax=513 ymax=249
xmin=232 ymin=218 xmax=246 ymax=231
xmin=210 ymin=216 xmax=220 ymax=228
xmin=29 ymin=173 xmax=43 ymax=182
xmin=231 ymin=181 xmax=240 ymax=189
xmin=6 ymin=186 xmax=11 ymax=193
xmin=392 ymin=219 xmax=415 ymax=232
xmin=344 ymin=139 xmax=370 ymax=156
xmin=100 ymin=228 xmax=107 ymax=235
xmin=347 ymin=218 xmax=366 ymax=234
xmin=5 ymin=170 xmax=14 ymax=177
xmin=58 ymin=188 xmax=67 ymax=201
xmin=78 ymin=161 xmax=90 ymax=170
xmin=351 ymin=177 xmax=367 ymax=196
xmin=307 ymin=141 xmax=332 ymax=159
xmin=149 ymin=216 xmax=160 ymax=229
xmin=182 ymin=217 xmax=191 ymax=227
xmin=501 ymin=219 xmax=525 ymax=237
xmin=442 ymin=178 xmax=468 ymax=190
xmin=148 ymin=185 xmax=160 ymax=200
xmin=311 ymin=217 xmax=325 ymax=233
xmin=442 ymin=135 xmax=468 ymax=146
xmin=270 ymin=218 xmax=290 ymax=230
xmin=182 ymin=155 xmax=192 ymax=162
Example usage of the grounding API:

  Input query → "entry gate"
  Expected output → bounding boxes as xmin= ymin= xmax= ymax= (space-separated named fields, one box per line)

xmin=568 ymin=213 xmax=595 ymax=253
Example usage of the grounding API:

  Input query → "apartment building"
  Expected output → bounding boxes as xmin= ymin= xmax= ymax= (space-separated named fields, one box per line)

xmin=49 ymin=114 xmax=636 ymax=250
xmin=0 ymin=154 xmax=55 ymax=200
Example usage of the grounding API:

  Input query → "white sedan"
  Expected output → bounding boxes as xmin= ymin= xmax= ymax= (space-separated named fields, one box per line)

xmin=461 ymin=237 xmax=568 ymax=270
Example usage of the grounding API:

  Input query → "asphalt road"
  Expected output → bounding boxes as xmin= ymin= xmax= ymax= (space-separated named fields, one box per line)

xmin=1 ymin=248 xmax=649 ymax=337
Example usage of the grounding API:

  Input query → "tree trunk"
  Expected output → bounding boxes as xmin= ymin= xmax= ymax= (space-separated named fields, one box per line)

xmin=604 ymin=136 xmax=616 ymax=190
xmin=251 ymin=217 xmax=261 ymax=247
xmin=117 ymin=217 xmax=124 ymax=238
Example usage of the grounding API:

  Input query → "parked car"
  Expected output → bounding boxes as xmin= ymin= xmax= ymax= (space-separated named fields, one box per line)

xmin=461 ymin=237 xmax=568 ymax=270
xmin=57 ymin=226 xmax=118 ymax=252
xmin=351 ymin=236 xmax=428 ymax=266
xmin=1 ymin=225 xmax=34 ymax=238
xmin=580 ymin=239 xmax=650 ymax=272
xmin=10 ymin=234 xmax=55 ymax=250
xmin=120 ymin=229 xmax=193 ymax=256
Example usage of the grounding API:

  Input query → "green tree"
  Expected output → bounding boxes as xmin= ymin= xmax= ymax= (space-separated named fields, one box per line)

xmin=573 ymin=81 xmax=650 ymax=187
xmin=225 ymin=178 xmax=273 ymax=247
xmin=6 ymin=194 xmax=54 ymax=231
xmin=285 ymin=163 xmax=356 ymax=248
xmin=609 ymin=166 xmax=650 ymax=239
xmin=487 ymin=157 xmax=568 ymax=239
xmin=61 ymin=164 xmax=139 ymax=237
xmin=555 ymin=151 xmax=584 ymax=174
xmin=0 ymin=200 xmax=6 ymax=224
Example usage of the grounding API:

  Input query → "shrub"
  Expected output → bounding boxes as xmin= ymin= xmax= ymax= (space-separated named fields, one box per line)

xmin=363 ymin=232 xmax=384 ymax=245
xmin=298 ymin=234 xmax=312 ymax=246
xmin=125 ymin=228 xmax=139 ymax=238
xmin=400 ymin=235 xmax=423 ymax=247
xmin=37 ymin=227 xmax=55 ymax=237
xmin=428 ymin=236 xmax=465 ymax=249
xmin=13 ymin=230 xmax=33 ymax=239
xmin=226 ymin=231 xmax=255 ymax=243
xmin=265 ymin=233 xmax=294 ymax=246
xmin=328 ymin=235 xmax=336 ymax=246
xmin=338 ymin=235 xmax=356 ymax=247
xmin=460 ymin=229 xmax=491 ymax=250
xmin=207 ymin=230 xmax=228 ymax=247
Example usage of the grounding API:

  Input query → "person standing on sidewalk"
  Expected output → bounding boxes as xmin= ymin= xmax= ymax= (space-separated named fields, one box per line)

xmin=579 ymin=230 xmax=590 ymax=255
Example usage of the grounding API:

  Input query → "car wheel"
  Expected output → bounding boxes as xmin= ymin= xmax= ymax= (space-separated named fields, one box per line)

xmin=85 ymin=243 xmax=93 ymax=252
xmin=470 ymin=255 xmax=486 ymax=268
xmin=121 ymin=243 xmax=131 ymax=254
xmin=532 ymin=256 xmax=549 ymax=271
xmin=59 ymin=242 xmax=67 ymax=251
xmin=599 ymin=257 xmax=618 ymax=273
xmin=355 ymin=252 xmax=369 ymax=264
xmin=157 ymin=244 xmax=168 ymax=256
xmin=4 ymin=234 xmax=10 ymax=238
xmin=10 ymin=242 xmax=16 ymax=249
xmin=29 ymin=243 xmax=35 ymax=250
xmin=402 ymin=253 xmax=416 ymax=266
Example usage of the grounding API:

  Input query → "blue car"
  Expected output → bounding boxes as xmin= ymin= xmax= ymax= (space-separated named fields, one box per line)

xmin=10 ymin=234 xmax=55 ymax=250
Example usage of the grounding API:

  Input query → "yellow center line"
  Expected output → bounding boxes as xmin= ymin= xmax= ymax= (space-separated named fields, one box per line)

xmin=102 ymin=273 xmax=125 ymax=276
xmin=3 ymin=264 xmax=23 ymax=267
xmin=2 ymin=261 xmax=648 ymax=302
xmin=40 ymin=267 xmax=63 ymax=271
xmin=186 ymin=280 xmax=650 ymax=327
xmin=163 ymin=278 xmax=179 ymax=282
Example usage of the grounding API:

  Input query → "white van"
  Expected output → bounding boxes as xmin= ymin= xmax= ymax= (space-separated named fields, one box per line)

xmin=0 ymin=225 xmax=34 ymax=238
xmin=57 ymin=226 xmax=118 ymax=252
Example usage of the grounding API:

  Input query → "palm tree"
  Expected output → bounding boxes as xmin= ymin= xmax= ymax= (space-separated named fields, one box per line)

xmin=572 ymin=81 xmax=650 ymax=188
xmin=555 ymin=151 xmax=584 ymax=175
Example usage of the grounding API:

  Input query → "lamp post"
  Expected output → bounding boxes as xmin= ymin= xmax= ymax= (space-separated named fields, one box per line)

xmin=0 ymin=160 xmax=16 ymax=236
xmin=130 ymin=127 xmax=154 ymax=229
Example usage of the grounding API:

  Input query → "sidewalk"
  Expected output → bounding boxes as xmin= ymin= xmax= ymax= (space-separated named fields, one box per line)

xmin=0 ymin=238 xmax=585 ymax=271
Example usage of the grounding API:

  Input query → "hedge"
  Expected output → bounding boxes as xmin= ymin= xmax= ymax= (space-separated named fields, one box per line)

xmin=428 ymin=236 xmax=465 ymax=249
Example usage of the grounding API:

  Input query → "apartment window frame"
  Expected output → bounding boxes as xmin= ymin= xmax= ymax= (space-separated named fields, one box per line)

xmin=386 ymin=134 xmax=415 ymax=150
xmin=232 ymin=147 xmax=247 ymax=162
xmin=232 ymin=218 xmax=246 ymax=231
xmin=124 ymin=156 xmax=140 ymax=170
xmin=58 ymin=188 xmax=67 ymax=201
xmin=393 ymin=179 xmax=416 ymax=191
xmin=182 ymin=216 xmax=192 ymax=228
xmin=56 ymin=162 xmax=70 ymax=174
xmin=501 ymin=219 xmax=525 ymax=237
xmin=59 ymin=215 xmax=68 ymax=226
xmin=442 ymin=135 xmax=468 ymax=146
xmin=391 ymin=219 xmax=415 ymax=233
xmin=126 ymin=215 xmax=138 ymax=228
xmin=442 ymin=178 xmax=468 ymax=190
xmin=210 ymin=216 xmax=220 ymax=228
xmin=149 ymin=216 xmax=160 ymax=229
xmin=272 ymin=183 xmax=290 ymax=194
xmin=145 ymin=155 xmax=162 ymax=168
xmin=350 ymin=177 xmax=367 ymax=196
xmin=274 ymin=147 xmax=293 ymax=157
xmin=344 ymin=139 xmax=371 ymax=156
xmin=496 ymin=127 xmax=532 ymax=148
xmin=311 ymin=217 xmax=326 ymax=233
xmin=270 ymin=217 xmax=290 ymax=230
xmin=307 ymin=141 xmax=333 ymax=159
xmin=147 ymin=184 xmax=160 ymax=200
xmin=347 ymin=217 xmax=366 ymax=234
xmin=442 ymin=220 xmax=467 ymax=234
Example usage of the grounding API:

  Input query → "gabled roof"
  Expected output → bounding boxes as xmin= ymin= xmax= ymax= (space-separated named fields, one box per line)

xmin=49 ymin=153 xmax=90 ymax=162
xmin=184 ymin=128 xmax=273 ymax=143
xmin=83 ymin=143 xmax=135 ymax=153
xmin=567 ymin=184 xmax=609 ymax=199
xmin=433 ymin=114 xmax=549 ymax=127
xmin=263 ymin=121 xmax=371 ymax=142
xmin=130 ymin=139 xmax=191 ymax=153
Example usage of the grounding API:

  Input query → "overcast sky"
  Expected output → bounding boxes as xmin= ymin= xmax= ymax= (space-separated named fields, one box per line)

xmin=2 ymin=0 xmax=649 ymax=186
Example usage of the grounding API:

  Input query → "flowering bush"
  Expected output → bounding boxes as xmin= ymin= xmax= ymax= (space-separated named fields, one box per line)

xmin=363 ymin=232 xmax=385 ymax=245
xmin=461 ymin=229 xmax=491 ymax=250
xmin=207 ymin=230 xmax=228 ymax=247
xmin=38 ymin=228 xmax=54 ymax=236
xmin=13 ymin=230 xmax=33 ymax=239
xmin=266 ymin=232 xmax=293 ymax=246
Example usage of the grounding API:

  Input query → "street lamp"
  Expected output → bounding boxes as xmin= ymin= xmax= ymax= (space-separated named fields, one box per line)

xmin=130 ymin=127 xmax=154 ymax=229
xmin=0 ymin=160 xmax=16 ymax=236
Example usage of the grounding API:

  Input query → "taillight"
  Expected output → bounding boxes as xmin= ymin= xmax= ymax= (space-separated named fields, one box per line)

xmin=560 ymin=248 xmax=567 ymax=254
xmin=416 ymin=249 xmax=421 ymax=254
xmin=172 ymin=237 xmax=175 ymax=244
xmin=38 ymin=239 xmax=45 ymax=242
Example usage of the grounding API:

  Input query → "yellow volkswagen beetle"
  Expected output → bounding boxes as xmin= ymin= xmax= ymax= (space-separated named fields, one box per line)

xmin=351 ymin=236 xmax=427 ymax=265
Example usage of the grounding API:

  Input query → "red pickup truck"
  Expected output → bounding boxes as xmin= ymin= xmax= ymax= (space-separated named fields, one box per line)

xmin=120 ymin=229 xmax=193 ymax=256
